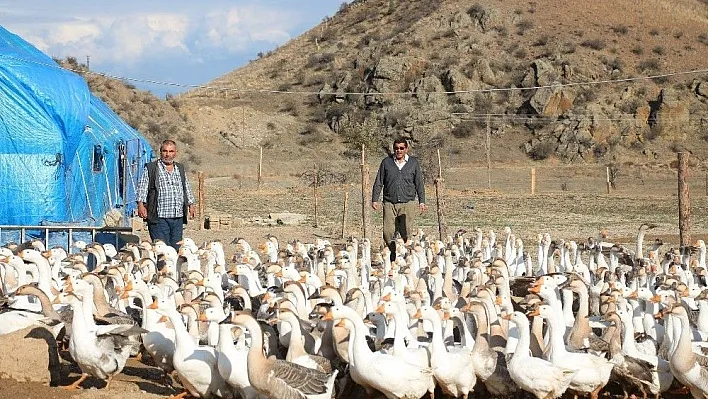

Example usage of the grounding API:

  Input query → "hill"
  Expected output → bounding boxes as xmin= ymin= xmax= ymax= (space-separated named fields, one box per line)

xmin=65 ymin=0 xmax=708 ymax=179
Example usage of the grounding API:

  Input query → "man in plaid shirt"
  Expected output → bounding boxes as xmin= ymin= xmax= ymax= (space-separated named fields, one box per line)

xmin=136 ymin=140 xmax=196 ymax=250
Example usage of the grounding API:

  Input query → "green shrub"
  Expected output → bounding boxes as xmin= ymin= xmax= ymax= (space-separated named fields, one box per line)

xmin=611 ymin=25 xmax=629 ymax=35
xmin=581 ymin=39 xmax=605 ymax=50
xmin=652 ymin=46 xmax=666 ymax=55
xmin=451 ymin=121 xmax=477 ymax=138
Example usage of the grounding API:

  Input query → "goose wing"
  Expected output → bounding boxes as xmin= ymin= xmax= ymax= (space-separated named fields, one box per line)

xmin=267 ymin=358 xmax=335 ymax=398
xmin=95 ymin=324 xmax=147 ymax=337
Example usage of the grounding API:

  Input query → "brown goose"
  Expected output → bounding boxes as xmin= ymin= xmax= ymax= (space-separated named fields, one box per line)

xmin=231 ymin=311 xmax=338 ymax=399
xmin=13 ymin=283 xmax=72 ymax=342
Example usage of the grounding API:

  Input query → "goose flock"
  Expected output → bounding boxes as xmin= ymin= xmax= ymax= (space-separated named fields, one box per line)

xmin=1 ymin=223 xmax=708 ymax=398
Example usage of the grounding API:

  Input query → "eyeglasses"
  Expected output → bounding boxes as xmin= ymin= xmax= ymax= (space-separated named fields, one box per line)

xmin=394 ymin=146 xmax=407 ymax=150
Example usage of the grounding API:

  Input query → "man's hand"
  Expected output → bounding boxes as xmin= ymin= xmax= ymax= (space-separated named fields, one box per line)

xmin=372 ymin=201 xmax=380 ymax=211
xmin=189 ymin=204 xmax=196 ymax=219
xmin=137 ymin=202 xmax=147 ymax=219
xmin=419 ymin=203 xmax=426 ymax=213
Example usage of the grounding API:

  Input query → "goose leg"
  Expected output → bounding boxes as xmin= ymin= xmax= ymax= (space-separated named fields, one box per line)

xmin=161 ymin=370 xmax=175 ymax=390
xmin=589 ymin=385 xmax=603 ymax=399
xmin=62 ymin=373 xmax=88 ymax=390
xmin=105 ymin=375 xmax=114 ymax=390
xmin=169 ymin=390 xmax=190 ymax=399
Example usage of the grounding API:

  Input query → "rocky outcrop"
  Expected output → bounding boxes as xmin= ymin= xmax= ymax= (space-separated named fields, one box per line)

xmin=530 ymin=85 xmax=576 ymax=117
xmin=649 ymin=88 xmax=690 ymax=141
xmin=521 ymin=59 xmax=575 ymax=116
xmin=412 ymin=76 xmax=447 ymax=107
xmin=441 ymin=69 xmax=479 ymax=104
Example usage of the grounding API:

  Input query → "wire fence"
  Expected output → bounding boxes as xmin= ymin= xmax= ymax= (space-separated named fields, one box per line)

xmin=195 ymin=152 xmax=708 ymax=246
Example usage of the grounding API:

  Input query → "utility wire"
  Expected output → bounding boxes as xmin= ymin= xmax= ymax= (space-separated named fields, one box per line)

xmin=3 ymin=53 xmax=707 ymax=96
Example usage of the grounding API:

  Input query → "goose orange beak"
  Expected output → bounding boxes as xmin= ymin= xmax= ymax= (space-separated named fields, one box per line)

xmin=412 ymin=309 xmax=422 ymax=319
xmin=381 ymin=293 xmax=391 ymax=302
xmin=323 ymin=311 xmax=334 ymax=321
xmin=148 ymin=299 xmax=159 ymax=310
xmin=376 ymin=303 xmax=385 ymax=313
xmin=527 ymin=308 xmax=540 ymax=317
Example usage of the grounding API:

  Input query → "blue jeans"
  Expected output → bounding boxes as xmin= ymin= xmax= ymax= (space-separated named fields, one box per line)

xmin=148 ymin=217 xmax=184 ymax=250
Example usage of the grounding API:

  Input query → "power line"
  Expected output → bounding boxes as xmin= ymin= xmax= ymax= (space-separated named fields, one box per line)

xmin=4 ymin=53 xmax=707 ymax=97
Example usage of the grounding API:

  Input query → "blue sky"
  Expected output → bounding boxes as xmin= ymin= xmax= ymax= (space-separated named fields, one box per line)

xmin=0 ymin=1 xmax=348 ymax=97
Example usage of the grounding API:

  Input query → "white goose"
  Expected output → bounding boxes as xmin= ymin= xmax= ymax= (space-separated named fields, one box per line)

xmin=58 ymin=279 xmax=144 ymax=390
xmin=414 ymin=305 xmax=475 ymax=399
xmin=529 ymin=304 xmax=613 ymax=399
xmin=215 ymin=322 xmax=260 ymax=399
xmin=150 ymin=298 xmax=232 ymax=399
xmin=325 ymin=304 xmax=433 ymax=399
xmin=503 ymin=311 xmax=577 ymax=399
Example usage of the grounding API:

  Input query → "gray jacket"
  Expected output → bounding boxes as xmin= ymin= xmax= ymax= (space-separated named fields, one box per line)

xmin=372 ymin=155 xmax=425 ymax=204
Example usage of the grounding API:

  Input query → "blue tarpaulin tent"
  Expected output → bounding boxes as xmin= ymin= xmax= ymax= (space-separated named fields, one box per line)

xmin=0 ymin=25 xmax=153 ymax=233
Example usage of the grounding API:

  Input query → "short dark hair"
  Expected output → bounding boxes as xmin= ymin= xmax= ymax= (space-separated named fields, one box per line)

xmin=393 ymin=137 xmax=408 ymax=148
xmin=160 ymin=139 xmax=177 ymax=151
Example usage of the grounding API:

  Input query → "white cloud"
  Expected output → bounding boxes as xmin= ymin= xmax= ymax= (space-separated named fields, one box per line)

xmin=0 ymin=1 xmax=348 ymax=94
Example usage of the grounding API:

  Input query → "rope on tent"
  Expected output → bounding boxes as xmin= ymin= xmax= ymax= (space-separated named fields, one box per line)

xmin=125 ymin=157 xmax=139 ymax=201
xmin=85 ymin=117 xmax=114 ymax=209
xmin=76 ymin=154 xmax=94 ymax=220
xmin=101 ymin=157 xmax=114 ymax=209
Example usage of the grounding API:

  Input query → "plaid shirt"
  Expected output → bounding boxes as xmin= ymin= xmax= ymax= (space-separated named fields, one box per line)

xmin=137 ymin=161 xmax=195 ymax=218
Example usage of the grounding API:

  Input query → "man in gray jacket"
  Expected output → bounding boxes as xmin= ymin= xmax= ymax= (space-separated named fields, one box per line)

xmin=372 ymin=137 xmax=426 ymax=261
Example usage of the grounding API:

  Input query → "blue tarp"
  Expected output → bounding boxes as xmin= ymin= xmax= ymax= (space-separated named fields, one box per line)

xmin=0 ymin=25 xmax=153 ymax=227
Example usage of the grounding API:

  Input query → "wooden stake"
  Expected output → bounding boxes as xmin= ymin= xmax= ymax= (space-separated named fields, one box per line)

xmin=313 ymin=164 xmax=319 ymax=228
xmin=678 ymin=152 xmax=691 ymax=246
xmin=486 ymin=114 xmax=491 ymax=190
xmin=342 ymin=191 xmax=349 ymax=239
xmin=197 ymin=171 xmax=205 ymax=230
xmin=435 ymin=149 xmax=447 ymax=241
xmin=361 ymin=144 xmax=371 ymax=240
xmin=258 ymin=146 xmax=263 ymax=189
xmin=241 ymin=107 xmax=245 ymax=147
xmin=606 ymin=166 xmax=611 ymax=194
xmin=531 ymin=167 xmax=536 ymax=195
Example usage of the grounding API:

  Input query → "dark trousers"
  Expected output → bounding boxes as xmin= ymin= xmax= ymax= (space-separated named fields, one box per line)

xmin=148 ymin=217 xmax=184 ymax=250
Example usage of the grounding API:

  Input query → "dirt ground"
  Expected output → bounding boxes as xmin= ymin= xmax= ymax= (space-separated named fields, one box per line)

xmin=2 ymin=158 xmax=707 ymax=398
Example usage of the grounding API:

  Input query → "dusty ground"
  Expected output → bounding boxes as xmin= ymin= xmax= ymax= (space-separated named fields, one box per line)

xmin=3 ymin=158 xmax=707 ymax=398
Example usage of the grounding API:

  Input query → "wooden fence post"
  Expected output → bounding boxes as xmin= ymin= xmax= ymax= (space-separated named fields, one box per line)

xmin=258 ymin=146 xmax=263 ymax=189
xmin=435 ymin=149 xmax=447 ymax=241
xmin=531 ymin=167 xmax=536 ymax=195
xmin=606 ymin=166 xmax=611 ymax=194
xmin=486 ymin=114 xmax=491 ymax=190
xmin=342 ymin=191 xmax=349 ymax=239
xmin=361 ymin=145 xmax=371 ymax=240
xmin=313 ymin=164 xmax=319 ymax=228
xmin=197 ymin=171 xmax=205 ymax=230
xmin=678 ymin=152 xmax=691 ymax=246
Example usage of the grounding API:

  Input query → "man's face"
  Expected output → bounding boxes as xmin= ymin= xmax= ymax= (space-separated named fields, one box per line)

xmin=160 ymin=144 xmax=177 ymax=165
xmin=393 ymin=143 xmax=408 ymax=161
